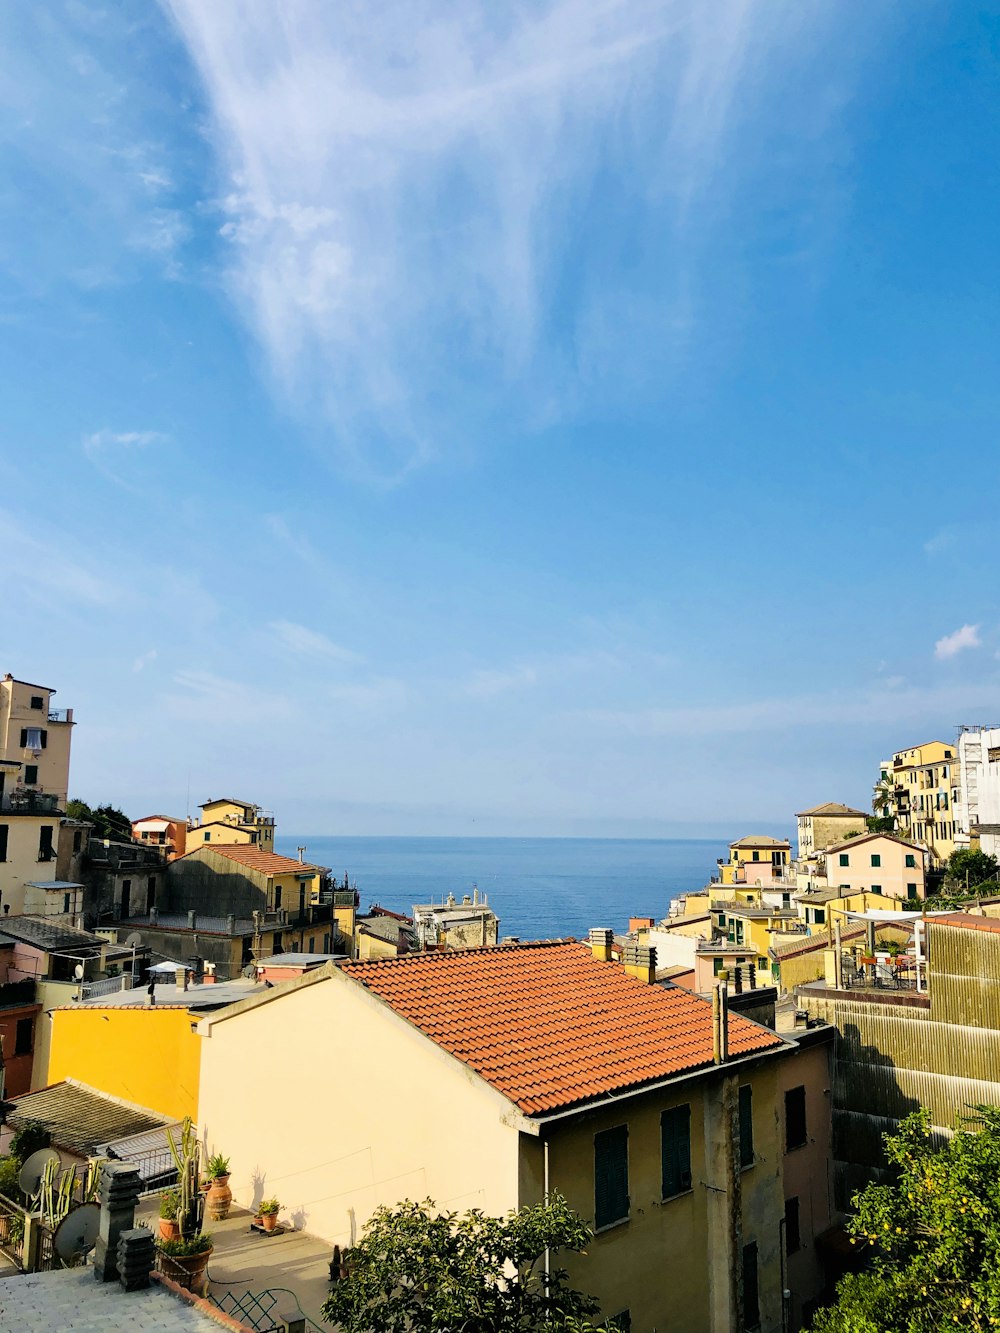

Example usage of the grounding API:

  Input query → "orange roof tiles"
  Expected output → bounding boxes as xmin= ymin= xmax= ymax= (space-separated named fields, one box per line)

xmin=184 ymin=845 xmax=319 ymax=876
xmin=932 ymin=912 xmax=1000 ymax=934
xmin=342 ymin=940 xmax=783 ymax=1116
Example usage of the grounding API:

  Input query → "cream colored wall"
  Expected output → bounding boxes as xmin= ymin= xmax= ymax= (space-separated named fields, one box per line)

xmin=824 ymin=839 xmax=925 ymax=900
xmin=0 ymin=816 xmax=62 ymax=915
xmin=799 ymin=814 xmax=866 ymax=858
xmin=197 ymin=970 xmax=523 ymax=1243
xmin=0 ymin=681 xmax=73 ymax=803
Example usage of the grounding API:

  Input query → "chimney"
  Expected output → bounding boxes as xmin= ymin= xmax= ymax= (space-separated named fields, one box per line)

xmin=297 ymin=846 xmax=305 ymax=864
xmin=187 ymin=910 xmax=196 ymax=930
xmin=203 ymin=962 xmax=216 ymax=985
xmin=713 ymin=980 xmax=729 ymax=1065
xmin=94 ymin=1162 xmax=142 ymax=1283
xmin=174 ymin=967 xmax=187 ymax=990
xmin=226 ymin=913 xmax=236 ymax=935
xmin=117 ymin=1227 xmax=155 ymax=1291
xmin=589 ymin=927 xmax=614 ymax=963
xmin=622 ymin=941 xmax=657 ymax=984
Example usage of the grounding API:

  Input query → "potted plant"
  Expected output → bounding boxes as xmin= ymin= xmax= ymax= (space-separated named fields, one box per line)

xmin=258 ymin=1198 xmax=280 ymax=1233
xmin=157 ymin=1231 xmax=214 ymax=1293
xmin=158 ymin=1188 xmax=181 ymax=1242
xmin=205 ymin=1153 xmax=232 ymax=1222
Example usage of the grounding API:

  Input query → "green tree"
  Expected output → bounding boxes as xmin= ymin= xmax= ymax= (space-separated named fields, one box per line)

xmin=945 ymin=848 xmax=999 ymax=893
xmin=810 ymin=1106 xmax=1000 ymax=1333
xmin=321 ymin=1194 xmax=601 ymax=1332
xmin=872 ymin=776 xmax=896 ymax=819
xmin=65 ymin=799 xmax=132 ymax=841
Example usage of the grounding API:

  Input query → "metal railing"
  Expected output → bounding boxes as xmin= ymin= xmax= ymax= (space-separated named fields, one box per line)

xmin=839 ymin=956 xmax=919 ymax=992
xmin=79 ymin=974 xmax=132 ymax=1001
xmin=0 ymin=792 xmax=60 ymax=814
xmin=47 ymin=709 xmax=70 ymax=723
xmin=209 ymin=1285 xmax=324 ymax=1332
xmin=0 ymin=1192 xmax=27 ymax=1268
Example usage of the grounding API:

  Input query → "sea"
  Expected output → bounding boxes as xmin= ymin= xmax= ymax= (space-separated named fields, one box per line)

xmin=275 ymin=836 xmax=730 ymax=941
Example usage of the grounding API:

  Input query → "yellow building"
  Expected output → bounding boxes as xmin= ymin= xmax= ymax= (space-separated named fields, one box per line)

xmin=0 ymin=673 xmax=83 ymax=917
xmin=188 ymin=797 xmax=276 ymax=852
xmin=197 ymin=940 xmax=832 ymax=1332
xmin=719 ymin=835 xmax=792 ymax=886
xmin=47 ymin=976 xmax=262 ymax=1120
xmin=875 ymin=741 xmax=958 ymax=866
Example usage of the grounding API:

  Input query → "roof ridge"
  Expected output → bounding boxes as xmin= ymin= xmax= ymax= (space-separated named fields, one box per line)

xmin=344 ymin=938 xmax=578 ymax=971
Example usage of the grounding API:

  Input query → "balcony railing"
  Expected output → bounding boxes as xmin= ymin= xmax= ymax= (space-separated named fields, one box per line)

xmin=0 ymin=791 xmax=60 ymax=814
xmin=47 ymin=709 xmax=70 ymax=723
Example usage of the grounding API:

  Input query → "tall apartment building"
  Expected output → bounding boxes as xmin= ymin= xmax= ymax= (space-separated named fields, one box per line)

xmin=187 ymin=797 xmax=276 ymax=852
xmin=953 ymin=725 xmax=1000 ymax=858
xmin=0 ymin=673 xmax=84 ymax=917
xmin=874 ymin=740 xmax=958 ymax=867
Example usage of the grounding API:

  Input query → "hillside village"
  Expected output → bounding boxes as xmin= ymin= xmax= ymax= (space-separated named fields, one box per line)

xmin=2 ymin=670 xmax=1000 ymax=1331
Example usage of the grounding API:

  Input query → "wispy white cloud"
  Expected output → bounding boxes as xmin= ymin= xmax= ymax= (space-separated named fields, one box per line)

xmin=584 ymin=678 xmax=1000 ymax=738
xmin=160 ymin=0 xmax=843 ymax=480
xmin=0 ymin=508 xmax=124 ymax=606
xmin=267 ymin=619 xmax=360 ymax=663
xmin=83 ymin=429 xmax=170 ymax=492
xmin=465 ymin=665 xmax=538 ymax=699
xmin=934 ymin=624 xmax=981 ymax=661
xmin=133 ymin=649 xmax=158 ymax=673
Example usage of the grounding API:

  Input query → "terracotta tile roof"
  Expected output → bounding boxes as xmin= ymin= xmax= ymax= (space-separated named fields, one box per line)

xmin=7 ymin=1080 xmax=169 ymax=1156
xmin=931 ymin=912 xmax=1000 ymax=934
xmin=796 ymin=803 xmax=868 ymax=818
xmin=342 ymin=940 xmax=783 ymax=1116
xmin=180 ymin=845 xmax=319 ymax=875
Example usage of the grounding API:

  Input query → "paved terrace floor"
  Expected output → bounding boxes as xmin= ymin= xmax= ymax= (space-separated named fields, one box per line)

xmin=137 ymin=1199 xmax=333 ymax=1330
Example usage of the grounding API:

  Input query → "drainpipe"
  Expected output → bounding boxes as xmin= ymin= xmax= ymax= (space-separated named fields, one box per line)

xmin=543 ymin=1138 xmax=550 ymax=1292
xmin=833 ymin=920 xmax=843 ymax=990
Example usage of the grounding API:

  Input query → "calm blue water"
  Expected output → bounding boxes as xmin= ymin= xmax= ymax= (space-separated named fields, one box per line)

xmin=275 ymin=836 xmax=728 ymax=941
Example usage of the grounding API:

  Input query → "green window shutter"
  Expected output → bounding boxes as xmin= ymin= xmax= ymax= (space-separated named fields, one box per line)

xmin=595 ymin=1125 xmax=629 ymax=1228
xmin=661 ymin=1104 xmax=691 ymax=1198
xmin=839 ymin=853 xmax=849 ymax=867
xmin=871 ymin=854 xmax=881 ymax=867
xmin=905 ymin=854 xmax=915 ymax=868
xmin=738 ymin=1085 xmax=754 ymax=1168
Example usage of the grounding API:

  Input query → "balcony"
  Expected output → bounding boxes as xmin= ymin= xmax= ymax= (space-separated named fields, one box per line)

xmin=47 ymin=709 xmax=71 ymax=723
xmin=0 ymin=791 xmax=60 ymax=814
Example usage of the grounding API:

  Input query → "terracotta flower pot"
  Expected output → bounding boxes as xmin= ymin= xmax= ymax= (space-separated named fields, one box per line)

xmin=206 ymin=1173 xmax=232 ymax=1221
xmin=261 ymin=1212 xmax=278 ymax=1232
xmin=162 ymin=1245 xmax=213 ymax=1295
xmin=159 ymin=1218 xmax=180 ymax=1242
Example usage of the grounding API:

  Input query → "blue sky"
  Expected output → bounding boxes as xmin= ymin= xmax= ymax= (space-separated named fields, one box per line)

xmin=3 ymin=2 xmax=1000 ymax=837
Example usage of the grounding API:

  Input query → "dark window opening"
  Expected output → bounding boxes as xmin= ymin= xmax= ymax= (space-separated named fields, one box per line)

xmin=594 ymin=1124 xmax=629 ymax=1229
xmin=274 ymin=885 xmax=282 ymax=911
xmin=661 ymin=1103 xmax=692 ymax=1198
xmin=120 ymin=880 xmax=131 ymax=919
xmin=0 ymin=826 xmax=7 ymax=862
xmin=63 ymin=892 xmax=71 ymax=914
xmin=29 ymin=696 xmax=43 ymax=710
xmin=24 ymin=766 xmax=38 ymax=786
xmin=739 ymin=1085 xmax=754 ymax=1168
xmin=785 ymin=1197 xmax=801 ymax=1255
xmin=14 ymin=1017 xmax=33 ymax=1055
xmin=73 ymin=829 xmax=82 ymax=852
xmin=785 ymin=1085 xmax=807 ymax=1151
xmin=742 ymin=1241 xmax=760 ymax=1331
xmin=38 ymin=826 xmax=54 ymax=862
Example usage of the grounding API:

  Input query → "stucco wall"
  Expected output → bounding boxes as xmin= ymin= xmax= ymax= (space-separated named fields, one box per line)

xmin=197 ymin=970 xmax=523 ymax=1244
xmin=48 ymin=1005 xmax=200 ymax=1120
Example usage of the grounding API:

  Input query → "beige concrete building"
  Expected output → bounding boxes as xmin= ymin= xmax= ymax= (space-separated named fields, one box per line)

xmin=719 ymin=835 xmax=793 ymax=886
xmin=795 ymin=803 xmax=868 ymax=859
xmin=412 ymin=889 xmax=499 ymax=948
xmin=875 ymin=740 xmax=958 ymax=865
xmin=822 ymin=832 xmax=928 ymax=901
xmin=188 ymin=797 xmax=276 ymax=852
xmin=0 ymin=673 xmax=83 ymax=917
xmin=197 ymin=939 xmax=833 ymax=1333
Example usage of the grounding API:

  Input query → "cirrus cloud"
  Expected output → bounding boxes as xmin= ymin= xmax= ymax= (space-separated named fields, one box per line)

xmin=934 ymin=624 xmax=981 ymax=661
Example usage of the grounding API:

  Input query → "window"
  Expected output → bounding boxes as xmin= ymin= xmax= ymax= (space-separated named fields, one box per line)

xmin=813 ymin=908 xmax=826 ymax=925
xmin=742 ymin=1241 xmax=760 ymax=1330
xmin=785 ymin=1086 xmax=807 ymax=1150
xmin=739 ymin=1085 xmax=754 ymax=1168
xmin=838 ymin=853 xmax=849 ymax=867
xmin=73 ymin=829 xmax=82 ymax=852
xmin=19 ymin=727 xmax=46 ymax=750
xmin=871 ymin=885 xmax=882 ymax=894
xmin=14 ymin=1017 xmax=33 ymax=1055
xmin=29 ymin=696 xmax=43 ymax=710
xmin=870 ymin=853 xmax=881 ymax=867
xmin=594 ymin=1125 xmax=629 ymax=1228
xmin=274 ymin=885 xmax=282 ymax=911
xmin=203 ymin=831 xmax=210 ymax=841
xmin=661 ymin=1104 xmax=692 ymax=1198
xmin=24 ymin=765 xmax=38 ymax=786
xmin=63 ymin=892 xmax=71 ymax=914
xmin=308 ymin=937 xmax=315 ymax=954
xmin=0 ymin=826 xmax=7 ymax=862
xmin=907 ymin=883 xmax=917 ymax=896
xmin=785 ymin=1196 xmax=801 ymax=1255
xmin=38 ymin=826 xmax=54 ymax=862
xmin=905 ymin=854 xmax=916 ymax=868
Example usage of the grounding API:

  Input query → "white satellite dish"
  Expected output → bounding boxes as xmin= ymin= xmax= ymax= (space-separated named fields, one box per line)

xmin=125 ymin=932 xmax=143 ymax=949
xmin=73 ymin=964 xmax=84 ymax=981
xmin=241 ymin=964 xmax=257 ymax=979
xmin=17 ymin=1148 xmax=61 ymax=1197
xmin=53 ymin=1202 xmax=100 ymax=1263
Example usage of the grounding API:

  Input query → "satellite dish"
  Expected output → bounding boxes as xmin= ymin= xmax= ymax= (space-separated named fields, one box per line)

xmin=241 ymin=964 xmax=257 ymax=979
xmin=73 ymin=964 xmax=85 ymax=981
xmin=125 ymin=933 xmax=143 ymax=948
xmin=53 ymin=1202 xmax=100 ymax=1263
xmin=18 ymin=1148 xmax=61 ymax=1197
